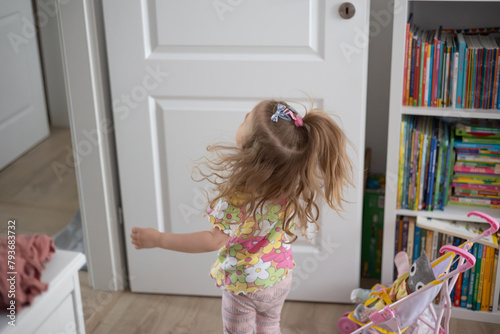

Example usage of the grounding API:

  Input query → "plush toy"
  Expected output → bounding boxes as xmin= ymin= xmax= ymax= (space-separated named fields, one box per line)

xmin=352 ymin=252 xmax=436 ymax=323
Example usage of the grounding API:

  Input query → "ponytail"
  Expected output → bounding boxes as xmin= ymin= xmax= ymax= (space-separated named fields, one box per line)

xmin=301 ymin=108 xmax=354 ymax=214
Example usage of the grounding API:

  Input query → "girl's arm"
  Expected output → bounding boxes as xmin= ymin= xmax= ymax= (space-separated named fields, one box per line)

xmin=130 ymin=226 xmax=230 ymax=253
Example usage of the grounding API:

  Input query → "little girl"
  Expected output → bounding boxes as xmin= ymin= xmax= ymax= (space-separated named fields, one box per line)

xmin=130 ymin=99 xmax=353 ymax=334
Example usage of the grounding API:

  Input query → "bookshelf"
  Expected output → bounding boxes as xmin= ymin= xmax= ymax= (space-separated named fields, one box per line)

xmin=383 ymin=0 xmax=500 ymax=324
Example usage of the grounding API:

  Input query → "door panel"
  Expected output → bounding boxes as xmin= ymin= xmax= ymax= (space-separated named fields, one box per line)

xmin=0 ymin=0 xmax=50 ymax=170
xmin=104 ymin=0 xmax=368 ymax=302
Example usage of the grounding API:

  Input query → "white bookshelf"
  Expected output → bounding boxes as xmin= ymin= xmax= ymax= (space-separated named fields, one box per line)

xmin=383 ymin=0 xmax=500 ymax=324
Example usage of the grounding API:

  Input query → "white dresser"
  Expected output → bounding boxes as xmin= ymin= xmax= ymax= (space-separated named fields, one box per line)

xmin=0 ymin=250 xmax=86 ymax=334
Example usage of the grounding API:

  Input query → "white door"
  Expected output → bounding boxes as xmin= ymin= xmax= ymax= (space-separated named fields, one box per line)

xmin=0 ymin=0 xmax=50 ymax=170
xmin=104 ymin=0 xmax=369 ymax=303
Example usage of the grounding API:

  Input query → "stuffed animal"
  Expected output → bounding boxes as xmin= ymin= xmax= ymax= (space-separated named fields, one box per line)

xmin=352 ymin=252 xmax=436 ymax=323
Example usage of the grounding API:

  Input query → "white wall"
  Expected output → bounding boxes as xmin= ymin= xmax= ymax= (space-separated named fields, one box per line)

xmin=365 ymin=0 xmax=394 ymax=174
xmin=37 ymin=0 xmax=69 ymax=127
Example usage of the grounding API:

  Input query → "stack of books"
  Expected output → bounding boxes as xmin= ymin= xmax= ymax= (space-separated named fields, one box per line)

xmin=403 ymin=14 xmax=500 ymax=110
xmin=450 ymin=123 xmax=500 ymax=209
xmin=397 ymin=116 xmax=453 ymax=211
xmin=394 ymin=216 xmax=499 ymax=312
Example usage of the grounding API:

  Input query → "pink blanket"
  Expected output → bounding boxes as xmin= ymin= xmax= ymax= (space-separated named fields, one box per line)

xmin=0 ymin=234 xmax=55 ymax=312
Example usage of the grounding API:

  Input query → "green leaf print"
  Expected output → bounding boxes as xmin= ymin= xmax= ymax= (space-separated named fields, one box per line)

xmin=262 ymin=204 xmax=282 ymax=222
xmin=222 ymin=205 xmax=241 ymax=223
xmin=254 ymin=267 xmax=285 ymax=288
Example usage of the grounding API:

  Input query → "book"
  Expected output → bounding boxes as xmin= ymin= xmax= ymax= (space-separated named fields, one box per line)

xmin=403 ymin=15 xmax=412 ymax=105
xmin=454 ymin=165 xmax=500 ymax=175
xmin=456 ymin=154 xmax=500 ymax=163
xmin=472 ymin=243 xmax=483 ymax=310
xmin=454 ymin=188 xmax=500 ymax=199
xmin=489 ymin=247 xmax=499 ymax=311
xmin=456 ymin=33 xmax=467 ymax=108
xmin=449 ymin=196 xmax=500 ymax=209
xmin=452 ymin=182 xmax=500 ymax=191
xmin=475 ymin=244 xmax=486 ymax=310
xmin=401 ymin=217 xmax=409 ymax=254
xmin=480 ymin=246 xmax=493 ymax=311
xmin=467 ymin=243 xmax=478 ymax=309
xmin=407 ymin=217 xmax=415 ymax=264
xmin=454 ymin=271 xmax=463 ymax=307
xmin=413 ymin=225 xmax=422 ymax=263
xmin=426 ymin=120 xmax=438 ymax=210
xmin=397 ymin=117 xmax=407 ymax=209
xmin=433 ymin=121 xmax=444 ymax=208
xmin=425 ymin=230 xmax=433 ymax=260
xmin=460 ymin=259 xmax=471 ymax=308
xmin=415 ymin=216 xmax=499 ymax=249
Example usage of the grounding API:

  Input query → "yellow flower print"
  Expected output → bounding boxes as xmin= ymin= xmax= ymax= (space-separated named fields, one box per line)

xmin=236 ymin=250 xmax=259 ymax=266
xmin=211 ymin=266 xmax=225 ymax=286
xmin=232 ymin=281 xmax=258 ymax=294
xmin=263 ymin=233 xmax=282 ymax=253
xmin=235 ymin=220 xmax=255 ymax=236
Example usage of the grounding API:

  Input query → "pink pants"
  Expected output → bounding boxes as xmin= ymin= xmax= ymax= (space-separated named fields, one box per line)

xmin=221 ymin=273 xmax=292 ymax=334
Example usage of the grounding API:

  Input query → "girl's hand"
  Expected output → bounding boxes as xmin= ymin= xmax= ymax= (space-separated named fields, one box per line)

xmin=130 ymin=227 xmax=160 ymax=249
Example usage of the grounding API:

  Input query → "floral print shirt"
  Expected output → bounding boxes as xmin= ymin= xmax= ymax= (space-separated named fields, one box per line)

xmin=208 ymin=195 xmax=295 ymax=294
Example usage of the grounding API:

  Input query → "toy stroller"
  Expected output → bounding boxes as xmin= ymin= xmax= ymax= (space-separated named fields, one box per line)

xmin=338 ymin=211 xmax=499 ymax=334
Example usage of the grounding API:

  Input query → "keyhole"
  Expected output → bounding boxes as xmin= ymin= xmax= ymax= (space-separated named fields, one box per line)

xmin=339 ymin=2 xmax=355 ymax=19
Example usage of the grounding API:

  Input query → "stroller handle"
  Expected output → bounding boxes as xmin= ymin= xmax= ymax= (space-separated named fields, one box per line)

xmin=440 ymin=245 xmax=476 ymax=272
xmin=467 ymin=211 xmax=499 ymax=238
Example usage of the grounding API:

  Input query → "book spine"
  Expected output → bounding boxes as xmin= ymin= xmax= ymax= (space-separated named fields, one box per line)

xmin=472 ymin=244 xmax=483 ymax=310
xmin=450 ymin=196 xmax=500 ymax=206
xmin=397 ymin=118 xmax=406 ymax=209
xmin=452 ymin=183 xmax=500 ymax=191
xmin=451 ymin=52 xmax=459 ymax=107
xmin=432 ymin=34 xmax=441 ymax=107
xmin=457 ymin=34 xmax=466 ymax=108
xmin=407 ymin=218 xmax=415 ymax=264
xmin=457 ymin=154 xmax=500 ymax=163
xmin=410 ymin=37 xmax=416 ymax=106
xmin=403 ymin=22 xmax=410 ymax=105
xmin=420 ymin=38 xmax=426 ymax=107
xmin=401 ymin=218 xmax=409 ymax=254
xmin=489 ymin=247 xmax=499 ymax=311
xmin=413 ymin=225 xmax=421 ymax=263
xmin=460 ymin=262 xmax=471 ymax=308
xmin=426 ymin=136 xmax=438 ymax=211
xmin=475 ymin=244 xmax=486 ymax=310
xmin=467 ymin=243 xmax=478 ymax=309
xmin=424 ymin=42 xmax=431 ymax=106
xmin=454 ymin=165 xmax=499 ymax=174
xmin=414 ymin=40 xmax=422 ymax=106
xmin=454 ymin=272 xmax=463 ymax=307
xmin=425 ymin=230 xmax=433 ymax=260
xmin=480 ymin=246 xmax=493 ymax=311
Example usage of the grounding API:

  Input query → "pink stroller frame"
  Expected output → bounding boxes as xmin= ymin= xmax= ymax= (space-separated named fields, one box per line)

xmin=338 ymin=211 xmax=499 ymax=334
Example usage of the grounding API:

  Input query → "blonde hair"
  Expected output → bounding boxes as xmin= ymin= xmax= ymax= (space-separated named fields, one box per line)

xmin=193 ymin=99 xmax=354 ymax=242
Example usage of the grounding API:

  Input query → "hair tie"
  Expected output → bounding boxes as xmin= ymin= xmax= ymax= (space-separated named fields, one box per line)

xmin=270 ymin=103 xmax=303 ymax=127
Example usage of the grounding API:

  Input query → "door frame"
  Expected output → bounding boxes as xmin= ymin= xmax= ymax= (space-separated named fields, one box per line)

xmin=56 ymin=0 xmax=126 ymax=290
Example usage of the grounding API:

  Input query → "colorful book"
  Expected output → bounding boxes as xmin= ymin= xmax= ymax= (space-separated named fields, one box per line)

xmin=467 ymin=243 xmax=478 ymax=309
xmin=480 ymin=246 xmax=493 ymax=311
xmin=489 ymin=247 xmax=499 ymax=311
xmin=413 ymin=225 xmax=422 ymax=263
xmin=460 ymin=258 xmax=471 ymax=308
xmin=472 ymin=243 xmax=483 ymax=310
xmin=407 ymin=217 xmax=415 ymax=264
xmin=456 ymin=33 xmax=467 ymax=108
xmin=475 ymin=244 xmax=486 ymax=310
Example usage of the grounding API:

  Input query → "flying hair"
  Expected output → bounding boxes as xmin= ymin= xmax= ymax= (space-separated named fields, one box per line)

xmin=192 ymin=99 xmax=354 ymax=242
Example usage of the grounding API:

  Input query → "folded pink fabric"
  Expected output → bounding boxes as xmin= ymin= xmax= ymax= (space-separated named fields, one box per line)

xmin=0 ymin=234 xmax=55 ymax=312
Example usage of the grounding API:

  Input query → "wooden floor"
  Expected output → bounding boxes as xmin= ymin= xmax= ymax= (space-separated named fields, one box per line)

xmin=2 ymin=128 xmax=498 ymax=333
